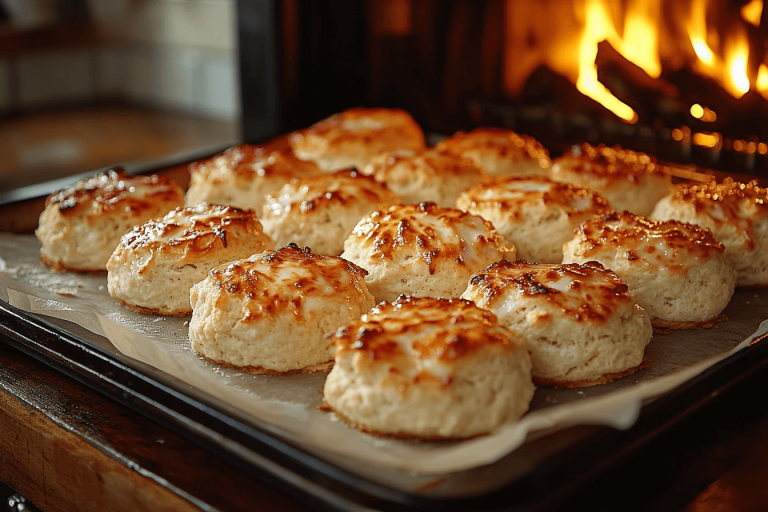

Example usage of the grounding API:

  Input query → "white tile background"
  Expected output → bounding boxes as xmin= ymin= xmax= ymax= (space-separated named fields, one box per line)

xmin=0 ymin=0 xmax=240 ymax=120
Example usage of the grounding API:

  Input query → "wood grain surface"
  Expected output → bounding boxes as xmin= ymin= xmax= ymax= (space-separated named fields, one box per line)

xmin=0 ymin=341 xmax=306 ymax=512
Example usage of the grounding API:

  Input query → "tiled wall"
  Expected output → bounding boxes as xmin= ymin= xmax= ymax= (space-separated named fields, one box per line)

xmin=0 ymin=0 xmax=240 ymax=120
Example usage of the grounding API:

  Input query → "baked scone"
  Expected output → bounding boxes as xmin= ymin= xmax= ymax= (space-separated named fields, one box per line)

xmin=185 ymin=144 xmax=322 ymax=212
xmin=107 ymin=204 xmax=273 ymax=316
xmin=36 ymin=169 xmax=184 ymax=272
xmin=434 ymin=128 xmax=551 ymax=178
xmin=456 ymin=176 xmax=610 ymax=263
xmin=260 ymin=169 xmax=399 ymax=256
xmin=340 ymin=202 xmax=516 ymax=302
xmin=461 ymin=260 xmax=652 ymax=387
xmin=562 ymin=212 xmax=736 ymax=328
xmin=323 ymin=296 xmax=534 ymax=440
xmin=651 ymin=178 xmax=768 ymax=287
xmin=189 ymin=244 xmax=375 ymax=374
xmin=363 ymin=148 xmax=488 ymax=208
xmin=289 ymin=107 xmax=426 ymax=172
xmin=550 ymin=144 xmax=673 ymax=216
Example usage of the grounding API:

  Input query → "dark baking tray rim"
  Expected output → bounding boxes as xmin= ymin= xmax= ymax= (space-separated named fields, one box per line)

xmin=3 ymin=278 xmax=768 ymax=511
xmin=2 ymin=160 xmax=768 ymax=510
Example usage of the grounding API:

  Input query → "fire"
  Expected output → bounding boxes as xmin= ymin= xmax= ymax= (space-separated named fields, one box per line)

xmin=724 ymin=28 xmax=751 ymax=97
xmin=757 ymin=64 xmax=768 ymax=100
xmin=686 ymin=0 xmax=753 ymax=98
xmin=575 ymin=0 xmax=665 ymax=123
xmin=741 ymin=0 xmax=763 ymax=26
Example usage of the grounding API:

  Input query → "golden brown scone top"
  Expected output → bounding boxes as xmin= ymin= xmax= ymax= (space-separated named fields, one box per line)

xmin=553 ymin=144 xmax=670 ymax=184
xmin=572 ymin=211 xmax=725 ymax=266
xmin=670 ymin=177 xmax=768 ymax=214
xmin=189 ymin=144 xmax=321 ymax=183
xmin=457 ymin=176 xmax=610 ymax=216
xmin=435 ymin=128 xmax=551 ymax=167
xmin=46 ymin=169 xmax=184 ymax=217
xmin=289 ymin=107 xmax=426 ymax=153
xmin=118 ymin=203 xmax=268 ymax=252
xmin=263 ymin=169 xmax=399 ymax=217
xmin=467 ymin=260 xmax=632 ymax=324
xmin=330 ymin=296 xmax=519 ymax=376
xmin=365 ymin=148 xmax=488 ymax=180
xmin=346 ymin=202 xmax=516 ymax=274
xmin=204 ymin=244 xmax=369 ymax=321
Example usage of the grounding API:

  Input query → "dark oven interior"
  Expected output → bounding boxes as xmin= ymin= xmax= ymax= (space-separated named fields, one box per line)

xmin=240 ymin=0 xmax=768 ymax=176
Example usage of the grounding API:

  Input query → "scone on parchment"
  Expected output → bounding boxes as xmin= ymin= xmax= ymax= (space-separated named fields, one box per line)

xmin=364 ymin=148 xmax=488 ymax=208
xmin=340 ymin=202 xmax=516 ymax=302
xmin=189 ymin=244 xmax=375 ymax=374
xmin=289 ymin=107 xmax=426 ymax=172
xmin=185 ymin=144 xmax=322 ymax=212
xmin=550 ymin=144 xmax=673 ymax=216
xmin=435 ymin=128 xmax=551 ymax=178
xmin=36 ymin=169 xmax=184 ymax=272
xmin=651 ymin=178 xmax=768 ymax=287
xmin=456 ymin=176 xmax=610 ymax=263
xmin=107 ymin=204 xmax=273 ymax=316
xmin=462 ymin=260 xmax=652 ymax=387
xmin=323 ymin=296 xmax=534 ymax=440
xmin=260 ymin=169 xmax=399 ymax=256
xmin=562 ymin=212 xmax=736 ymax=328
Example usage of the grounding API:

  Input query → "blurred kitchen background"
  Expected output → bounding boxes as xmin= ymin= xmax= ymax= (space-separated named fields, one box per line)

xmin=0 ymin=0 xmax=240 ymax=192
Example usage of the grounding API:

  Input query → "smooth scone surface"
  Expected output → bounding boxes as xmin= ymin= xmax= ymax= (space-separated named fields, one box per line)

xmin=462 ymin=260 xmax=652 ymax=387
xmin=562 ymin=212 xmax=736 ymax=326
xmin=107 ymin=204 xmax=273 ymax=316
xmin=340 ymin=202 xmax=516 ymax=302
xmin=289 ymin=107 xmax=426 ymax=172
xmin=260 ymin=169 xmax=399 ymax=255
xmin=36 ymin=169 xmax=184 ymax=272
xmin=189 ymin=244 xmax=375 ymax=374
xmin=185 ymin=144 xmax=322 ymax=212
xmin=364 ymin=148 xmax=488 ymax=207
xmin=323 ymin=296 xmax=534 ymax=439
xmin=651 ymin=178 xmax=768 ymax=286
xmin=457 ymin=176 xmax=610 ymax=263
xmin=550 ymin=143 xmax=672 ymax=215
xmin=435 ymin=128 xmax=551 ymax=177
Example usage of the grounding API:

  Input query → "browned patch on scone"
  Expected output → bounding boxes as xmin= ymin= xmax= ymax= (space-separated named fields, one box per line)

xmin=40 ymin=253 xmax=106 ymax=274
xmin=533 ymin=358 xmax=649 ymax=389
xmin=321 ymin=399 xmax=488 ymax=442
xmin=651 ymin=314 xmax=726 ymax=330
xmin=113 ymin=297 xmax=191 ymax=317
xmin=199 ymin=354 xmax=333 ymax=375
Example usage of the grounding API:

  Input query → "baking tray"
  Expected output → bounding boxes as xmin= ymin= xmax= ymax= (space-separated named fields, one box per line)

xmin=2 ymin=161 xmax=768 ymax=511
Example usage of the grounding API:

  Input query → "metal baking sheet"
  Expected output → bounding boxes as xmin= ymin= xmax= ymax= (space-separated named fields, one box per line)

xmin=1 ymin=230 xmax=767 ymax=507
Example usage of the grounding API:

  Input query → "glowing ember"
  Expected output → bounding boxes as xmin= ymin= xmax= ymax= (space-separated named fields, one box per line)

xmin=692 ymin=132 xmax=721 ymax=148
xmin=690 ymin=103 xmax=717 ymax=122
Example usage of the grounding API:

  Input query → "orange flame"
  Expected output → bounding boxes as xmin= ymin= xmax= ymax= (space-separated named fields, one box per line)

xmin=741 ymin=0 xmax=763 ymax=26
xmin=757 ymin=64 xmax=768 ymax=100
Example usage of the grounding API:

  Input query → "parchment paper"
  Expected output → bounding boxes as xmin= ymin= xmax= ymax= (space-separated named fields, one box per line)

xmin=1 ymin=232 xmax=766 ymax=475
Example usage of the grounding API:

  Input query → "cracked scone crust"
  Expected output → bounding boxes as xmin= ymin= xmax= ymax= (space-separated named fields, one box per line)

xmin=364 ymin=148 xmax=488 ymax=207
xmin=562 ymin=212 xmax=736 ymax=326
xmin=456 ymin=176 xmax=610 ymax=263
xmin=340 ymin=202 xmax=516 ymax=302
xmin=107 ymin=204 xmax=273 ymax=316
xmin=435 ymin=128 xmax=551 ymax=178
xmin=260 ymin=169 xmax=400 ymax=256
xmin=551 ymin=144 xmax=672 ymax=215
xmin=651 ymin=178 xmax=768 ymax=287
xmin=289 ymin=107 xmax=426 ymax=172
xmin=36 ymin=169 xmax=184 ymax=272
xmin=323 ymin=296 xmax=534 ymax=439
xmin=189 ymin=244 xmax=375 ymax=373
xmin=185 ymin=144 xmax=322 ymax=212
xmin=461 ymin=260 xmax=652 ymax=386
